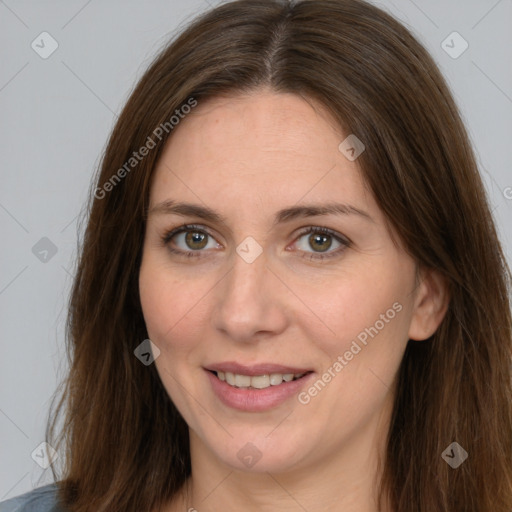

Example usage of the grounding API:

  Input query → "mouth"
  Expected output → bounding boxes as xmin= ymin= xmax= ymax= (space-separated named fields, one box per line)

xmin=205 ymin=367 xmax=316 ymax=412
xmin=207 ymin=369 xmax=313 ymax=389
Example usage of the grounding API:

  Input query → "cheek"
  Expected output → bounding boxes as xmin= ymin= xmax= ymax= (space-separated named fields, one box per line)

xmin=299 ymin=259 xmax=414 ymax=394
xmin=139 ymin=257 xmax=183 ymax=344
xmin=306 ymin=269 xmax=407 ymax=345
xmin=139 ymin=257 xmax=215 ymax=431
xmin=139 ymin=267 xmax=170 ymax=342
xmin=138 ymin=256 xmax=214 ymax=355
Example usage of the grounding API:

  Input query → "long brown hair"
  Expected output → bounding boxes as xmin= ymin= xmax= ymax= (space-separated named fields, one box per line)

xmin=47 ymin=0 xmax=512 ymax=510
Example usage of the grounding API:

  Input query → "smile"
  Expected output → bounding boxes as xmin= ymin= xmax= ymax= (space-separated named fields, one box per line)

xmin=215 ymin=370 xmax=309 ymax=389
xmin=205 ymin=369 xmax=315 ymax=412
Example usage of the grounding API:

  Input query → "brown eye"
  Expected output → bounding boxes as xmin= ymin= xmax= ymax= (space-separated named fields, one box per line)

xmin=293 ymin=227 xmax=350 ymax=261
xmin=161 ymin=224 xmax=221 ymax=258
xmin=308 ymin=233 xmax=332 ymax=252
xmin=184 ymin=231 xmax=208 ymax=250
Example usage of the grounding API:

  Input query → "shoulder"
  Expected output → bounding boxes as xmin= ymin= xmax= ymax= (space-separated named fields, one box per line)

xmin=0 ymin=483 xmax=66 ymax=512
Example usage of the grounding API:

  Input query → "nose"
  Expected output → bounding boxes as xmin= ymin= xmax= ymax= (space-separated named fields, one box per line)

xmin=211 ymin=246 xmax=289 ymax=343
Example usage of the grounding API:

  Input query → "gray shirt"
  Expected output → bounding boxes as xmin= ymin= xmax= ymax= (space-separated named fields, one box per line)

xmin=0 ymin=484 xmax=65 ymax=512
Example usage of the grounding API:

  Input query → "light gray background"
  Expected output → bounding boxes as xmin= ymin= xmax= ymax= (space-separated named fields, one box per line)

xmin=1 ymin=0 xmax=511 ymax=500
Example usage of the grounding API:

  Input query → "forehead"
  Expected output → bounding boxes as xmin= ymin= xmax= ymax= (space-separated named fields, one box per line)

xmin=149 ymin=91 xmax=373 ymax=219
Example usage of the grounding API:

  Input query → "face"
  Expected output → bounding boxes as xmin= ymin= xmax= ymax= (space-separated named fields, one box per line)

xmin=139 ymin=89 xmax=433 ymax=475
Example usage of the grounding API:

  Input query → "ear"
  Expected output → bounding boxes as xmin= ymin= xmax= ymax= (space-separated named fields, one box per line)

xmin=408 ymin=267 xmax=450 ymax=341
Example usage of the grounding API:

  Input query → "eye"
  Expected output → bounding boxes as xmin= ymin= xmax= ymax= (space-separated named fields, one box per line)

xmin=161 ymin=224 xmax=350 ymax=261
xmin=292 ymin=227 xmax=350 ymax=261
xmin=161 ymin=224 xmax=221 ymax=258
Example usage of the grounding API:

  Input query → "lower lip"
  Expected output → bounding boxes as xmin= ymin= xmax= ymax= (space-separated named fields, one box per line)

xmin=205 ymin=369 xmax=315 ymax=412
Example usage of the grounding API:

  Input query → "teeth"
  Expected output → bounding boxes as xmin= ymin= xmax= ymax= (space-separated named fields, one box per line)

xmin=234 ymin=374 xmax=251 ymax=387
xmin=251 ymin=374 xmax=270 ymax=389
xmin=269 ymin=373 xmax=284 ymax=385
xmin=216 ymin=371 xmax=307 ymax=389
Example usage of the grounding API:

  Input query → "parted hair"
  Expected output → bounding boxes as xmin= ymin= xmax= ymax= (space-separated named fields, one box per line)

xmin=47 ymin=1 xmax=512 ymax=510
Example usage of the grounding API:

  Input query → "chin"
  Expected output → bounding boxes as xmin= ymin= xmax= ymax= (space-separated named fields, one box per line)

xmin=206 ymin=432 xmax=311 ymax=474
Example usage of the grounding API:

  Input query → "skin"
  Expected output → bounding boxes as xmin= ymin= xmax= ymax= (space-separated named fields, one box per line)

xmin=138 ymin=89 xmax=449 ymax=512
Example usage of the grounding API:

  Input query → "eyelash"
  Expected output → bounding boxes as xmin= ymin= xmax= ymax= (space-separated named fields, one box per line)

xmin=160 ymin=224 xmax=351 ymax=261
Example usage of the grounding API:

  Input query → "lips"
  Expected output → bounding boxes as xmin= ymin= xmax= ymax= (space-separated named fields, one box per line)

xmin=204 ymin=361 xmax=313 ymax=376
xmin=205 ymin=368 xmax=315 ymax=412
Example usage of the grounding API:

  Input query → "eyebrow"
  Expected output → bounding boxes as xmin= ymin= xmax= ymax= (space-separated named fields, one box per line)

xmin=147 ymin=199 xmax=374 ymax=225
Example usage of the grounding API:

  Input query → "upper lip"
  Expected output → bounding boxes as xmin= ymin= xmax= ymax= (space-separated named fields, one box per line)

xmin=204 ymin=361 xmax=313 ymax=376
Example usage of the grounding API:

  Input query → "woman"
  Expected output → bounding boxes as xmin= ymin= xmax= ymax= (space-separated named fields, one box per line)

xmin=1 ymin=0 xmax=511 ymax=510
